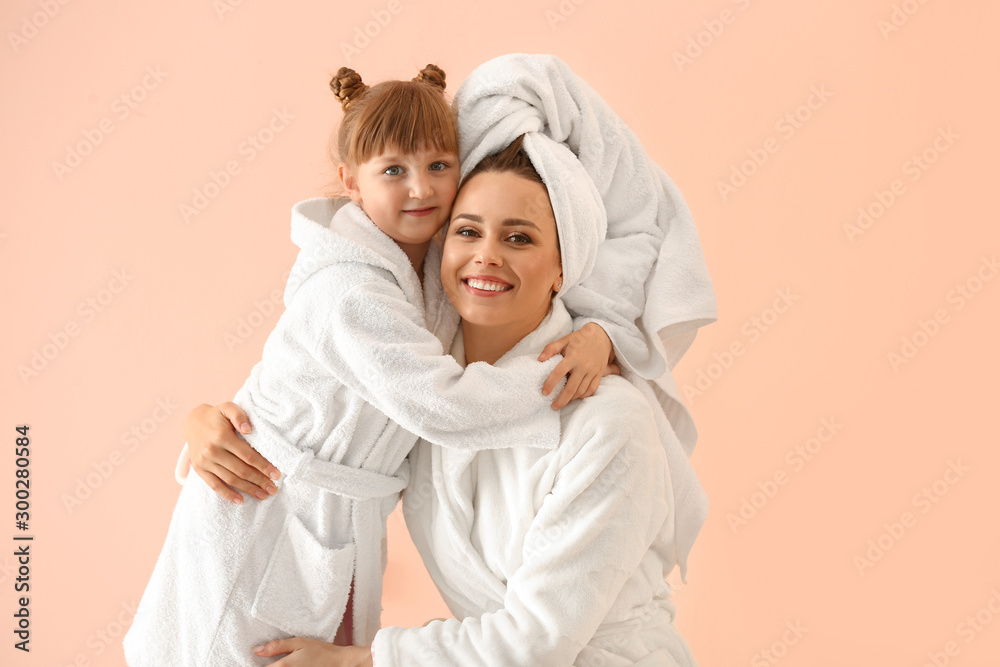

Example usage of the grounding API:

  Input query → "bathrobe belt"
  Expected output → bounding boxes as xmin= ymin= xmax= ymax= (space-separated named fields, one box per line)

xmin=246 ymin=427 xmax=407 ymax=643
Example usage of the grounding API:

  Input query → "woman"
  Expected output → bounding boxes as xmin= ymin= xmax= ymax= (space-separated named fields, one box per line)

xmin=196 ymin=134 xmax=702 ymax=665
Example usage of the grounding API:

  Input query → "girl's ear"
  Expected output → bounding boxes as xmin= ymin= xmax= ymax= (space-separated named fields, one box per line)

xmin=338 ymin=163 xmax=362 ymax=203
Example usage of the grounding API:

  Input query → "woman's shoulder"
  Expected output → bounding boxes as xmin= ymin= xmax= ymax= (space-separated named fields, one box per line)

xmin=556 ymin=376 xmax=662 ymax=463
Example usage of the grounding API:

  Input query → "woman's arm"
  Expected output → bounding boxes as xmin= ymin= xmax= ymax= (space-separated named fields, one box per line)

xmin=371 ymin=391 xmax=669 ymax=665
xmin=180 ymin=402 xmax=279 ymax=504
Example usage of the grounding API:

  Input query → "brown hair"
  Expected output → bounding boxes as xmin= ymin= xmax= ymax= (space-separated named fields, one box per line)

xmin=462 ymin=134 xmax=543 ymax=186
xmin=329 ymin=64 xmax=458 ymax=169
xmin=459 ymin=135 xmax=558 ymax=254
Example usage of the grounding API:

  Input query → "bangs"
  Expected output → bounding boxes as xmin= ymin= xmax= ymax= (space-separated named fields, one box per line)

xmin=350 ymin=81 xmax=458 ymax=164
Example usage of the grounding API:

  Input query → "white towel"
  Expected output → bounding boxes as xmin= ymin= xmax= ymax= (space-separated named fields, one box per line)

xmin=455 ymin=53 xmax=718 ymax=448
xmin=455 ymin=53 xmax=716 ymax=579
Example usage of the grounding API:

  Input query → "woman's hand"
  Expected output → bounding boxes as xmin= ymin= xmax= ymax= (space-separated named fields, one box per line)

xmin=538 ymin=322 xmax=620 ymax=410
xmin=182 ymin=402 xmax=281 ymax=504
xmin=253 ymin=638 xmax=372 ymax=666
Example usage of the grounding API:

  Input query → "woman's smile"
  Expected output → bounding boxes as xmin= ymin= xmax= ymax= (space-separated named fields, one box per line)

xmin=463 ymin=274 xmax=514 ymax=295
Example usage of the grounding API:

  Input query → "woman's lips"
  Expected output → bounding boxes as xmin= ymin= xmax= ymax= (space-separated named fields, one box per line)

xmin=462 ymin=276 xmax=513 ymax=297
xmin=403 ymin=207 xmax=437 ymax=217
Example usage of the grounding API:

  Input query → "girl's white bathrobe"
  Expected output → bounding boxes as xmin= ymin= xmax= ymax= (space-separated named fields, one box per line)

xmin=371 ymin=300 xmax=698 ymax=667
xmin=123 ymin=198 xmax=564 ymax=667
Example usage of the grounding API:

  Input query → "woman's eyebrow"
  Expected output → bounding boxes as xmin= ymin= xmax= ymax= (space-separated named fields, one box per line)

xmin=452 ymin=213 xmax=540 ymax=231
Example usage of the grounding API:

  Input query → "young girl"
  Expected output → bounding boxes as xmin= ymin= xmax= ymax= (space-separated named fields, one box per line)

xmin=123 ymin=65 xmax=616 ymax=666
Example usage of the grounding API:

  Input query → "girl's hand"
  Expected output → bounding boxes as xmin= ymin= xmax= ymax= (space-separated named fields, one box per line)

xmin=182 ymin=402 xmax=281 ymax=504
xmin=538 ymin=322 xmax=620 ymax=410
xmin=253 ymin=638 xmax=373 ymax=666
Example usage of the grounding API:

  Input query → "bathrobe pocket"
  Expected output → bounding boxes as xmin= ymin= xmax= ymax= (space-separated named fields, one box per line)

xmin=250 ymin=512 xmax=356 ymax=640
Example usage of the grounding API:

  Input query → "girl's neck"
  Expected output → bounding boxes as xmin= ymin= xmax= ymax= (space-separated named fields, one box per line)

xmin=396 ymin=239 xmax=431 ymax=284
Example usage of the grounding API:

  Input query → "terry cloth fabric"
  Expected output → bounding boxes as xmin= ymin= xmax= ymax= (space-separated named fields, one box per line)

xmin=455 ymin=54 xmax=714 ymax=580
xmin=124 ymin=197 xmax=565 ymax=666
xmin=372 ymin=300 xmax=698 ymax=666
xmin=455 ymin=52 xmax=718 ymax=456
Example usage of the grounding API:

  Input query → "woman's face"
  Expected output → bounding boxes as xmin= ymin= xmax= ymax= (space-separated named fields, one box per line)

xmin=441 ymin=171 xmax=563 ymax=338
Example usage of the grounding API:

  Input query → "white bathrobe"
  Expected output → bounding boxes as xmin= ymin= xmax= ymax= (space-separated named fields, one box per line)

xmin=371 ymin=300 xmax=698 ymax=667
xmin=123 ymin=198 xmax=565 ymax=667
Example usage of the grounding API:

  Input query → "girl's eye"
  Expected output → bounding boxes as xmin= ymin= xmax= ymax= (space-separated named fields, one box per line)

xmin=383 ymin=166 xmax=403 ymax=176
xmin=429 ymin=161 xmax=449 ymax=172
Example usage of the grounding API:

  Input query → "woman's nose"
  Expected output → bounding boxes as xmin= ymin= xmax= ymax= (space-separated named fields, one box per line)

xmin=474 ymin=238 xmax=503 ymax=266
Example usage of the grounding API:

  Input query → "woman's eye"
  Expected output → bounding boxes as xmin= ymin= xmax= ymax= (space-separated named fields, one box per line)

xmin=507 ymin=233 xmax=532 ymax=244
xmin=383 ymin=166 xmax=403 ymax=176
xmin=454 ymin=226 xmax=479 ymax=238
xmin=429 ymin=161 xmax=449 ymax=172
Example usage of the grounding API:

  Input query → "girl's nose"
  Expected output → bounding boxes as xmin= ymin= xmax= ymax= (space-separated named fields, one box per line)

xmin=410 ymin=174 xmax=433 ymax=200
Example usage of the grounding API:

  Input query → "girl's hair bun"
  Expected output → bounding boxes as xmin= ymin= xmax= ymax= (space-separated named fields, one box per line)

xmin=330 ymin=67 xmax=369 ymax=110
xmin=412 ymin=64 xmax=446 ymax=91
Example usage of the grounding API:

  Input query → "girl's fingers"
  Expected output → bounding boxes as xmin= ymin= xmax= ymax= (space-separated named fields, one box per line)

xmin=537 ymin=337 xmax=568 ymax=363
xmin=542 ymin=358 xmax=573 ymax=396
xmin=553 ymin=370 xmax=586 ymax=410
xmin=602 ymin=363 xmax=621 ymax=377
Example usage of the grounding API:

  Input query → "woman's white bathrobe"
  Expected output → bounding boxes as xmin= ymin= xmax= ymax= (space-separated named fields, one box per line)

xmin=371 ymin=300 xmax=698 ymax=667
xmin=123 ymin=198 xmax=565 ymax=667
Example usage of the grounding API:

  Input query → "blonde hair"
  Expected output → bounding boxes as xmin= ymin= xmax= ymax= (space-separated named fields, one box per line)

xmin=329 ymin=64 xmax=458 ymax=173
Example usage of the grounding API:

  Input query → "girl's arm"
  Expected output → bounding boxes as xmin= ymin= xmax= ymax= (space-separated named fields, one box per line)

xmin=297 ymin=267 xmax=565 ymax=450
xmin=370 ymin=393 xmax=669 ymax=665
xmin=538 ymin=321 xmax=619 ymax=409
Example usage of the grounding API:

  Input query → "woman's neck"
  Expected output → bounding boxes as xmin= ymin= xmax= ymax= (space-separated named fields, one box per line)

xmin=461 ymin=306 xmax=552 ymax=365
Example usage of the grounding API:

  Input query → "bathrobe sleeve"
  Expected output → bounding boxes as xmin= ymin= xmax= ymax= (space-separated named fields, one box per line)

xmin=371 ymin=387 xmax=669 ymax=665
xmin=297 ymin=264 xmax=562 ymax=450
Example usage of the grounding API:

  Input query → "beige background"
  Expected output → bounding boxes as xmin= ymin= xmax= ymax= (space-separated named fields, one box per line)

xmin=3 ymin=1 xmax=998 ymax=665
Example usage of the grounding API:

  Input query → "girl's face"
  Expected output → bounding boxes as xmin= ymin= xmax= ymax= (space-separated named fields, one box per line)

xmin=441 ymin=171 xmax=563 ymax=339
xmin=341 ymin=145 xmax=459 ymax=246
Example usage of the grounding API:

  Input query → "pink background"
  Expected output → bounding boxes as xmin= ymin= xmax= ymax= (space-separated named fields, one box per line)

xmin=3 ymin=1 xmax=998 ymax=665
